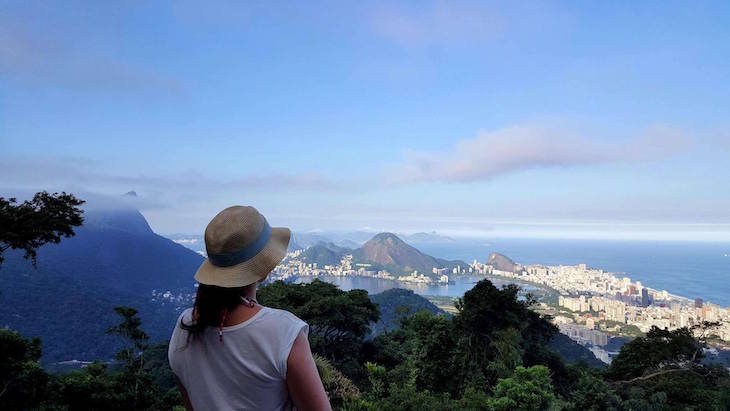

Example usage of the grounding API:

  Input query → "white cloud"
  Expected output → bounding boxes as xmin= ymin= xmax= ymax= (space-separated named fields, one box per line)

xmin=391 ymin=124 xmax=691 ymax=183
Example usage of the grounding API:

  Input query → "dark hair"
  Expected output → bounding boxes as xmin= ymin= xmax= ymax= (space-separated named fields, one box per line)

xmin=180 ymin=284 xmax=246 ymax=335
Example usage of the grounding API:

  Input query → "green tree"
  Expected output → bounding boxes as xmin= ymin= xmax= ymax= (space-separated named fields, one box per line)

xmin=608 ymin=325 xmax=730 ymax=409
xmin=488 ymin=365 xmax=555 ymax=411
xmin=406 ymin=311 xmax=462 ymax=395
xmin=608 ymin=326 xmax=702 ymax=381
xmin=0 ymin=191 xmax=84 ymax=268
xmin=107 ymin=306 xmax=150 ymax=369
xmin=567 ymin=370 xmax=621 ymax=410
xmin=455 ymin=280 xmax=557 ymax=388
xmin=104 ymin=306 xmax=160 ymax=410
xmin=0 ymin=329 xmax=49 ymax=410
xmin=55 ymin=362 xmax=118 ymax=410
xmin=259 ymin=279 xmax=379 ymax=379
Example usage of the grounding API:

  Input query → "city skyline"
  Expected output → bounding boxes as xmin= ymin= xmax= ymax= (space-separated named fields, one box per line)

xmin=2 ymin=1 xmax=730 ymax=239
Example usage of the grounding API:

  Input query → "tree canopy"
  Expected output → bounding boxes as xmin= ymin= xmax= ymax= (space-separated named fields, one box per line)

xmin=0 ymin=191 xmax=84 ymax=268
xmin=259 ymin=279 xmax=379 ymax=380
xmin=2 ymin=277 xmax=730 ymax=410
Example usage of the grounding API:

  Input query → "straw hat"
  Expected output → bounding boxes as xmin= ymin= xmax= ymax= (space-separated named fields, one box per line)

xmin=194 ymin=206 xmax=290 ymax=288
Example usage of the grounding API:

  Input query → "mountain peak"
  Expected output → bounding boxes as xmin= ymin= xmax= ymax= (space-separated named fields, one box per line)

xmin=487 ymin=252 xmax=521 ymax=273
xmin=355 ymin=232 xmax=441 ymax=274
xmin=370 ymin=232 xmax=405 ymax=244
xmin=82 ymin=208 xmax=153 ymax=235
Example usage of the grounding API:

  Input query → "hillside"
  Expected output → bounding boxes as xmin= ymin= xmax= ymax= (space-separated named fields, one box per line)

xmin=369 ymin=288 xmax=444 ymax=335
xmin=353 ymin=232 xmax=463 ymax=275
xmin=487 ymin=251 xmax=521 ymax=273
xmin=547 ymin=333 xmax=606 ymax=368
xmin=0 ymin=205 xmax=202 ymax=363
xmin=301 ymin=242 xmax=351 ymax=266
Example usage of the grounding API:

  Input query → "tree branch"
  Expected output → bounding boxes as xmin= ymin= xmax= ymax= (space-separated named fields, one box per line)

xmin=611 ymin=367 xmax=711 ymax=385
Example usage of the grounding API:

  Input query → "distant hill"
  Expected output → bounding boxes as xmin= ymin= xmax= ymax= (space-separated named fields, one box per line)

xmin=487 ymin=252 xmax=521 ymax=273
xmin=353 ymin=233 xmax=463 ymax=276
xmin=0 ymin=205 xmax=202 ymax=363
xmin=369 ymin=288 xmax=444 ymax=335
xmin=403 ymin=231 xmax=455 ymax=244
xmin=301 ymin=242 xmax=351 ymax=266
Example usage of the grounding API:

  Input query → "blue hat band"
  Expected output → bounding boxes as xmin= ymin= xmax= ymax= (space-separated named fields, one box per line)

xmin=207 ymin=221 xmax=272 ymax=267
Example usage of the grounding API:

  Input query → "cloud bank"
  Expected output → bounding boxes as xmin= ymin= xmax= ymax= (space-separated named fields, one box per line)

xmin=0 ymin=156 xmax=340 ymax=207
xmin=391 ymin=124 xmax=690 ymax=183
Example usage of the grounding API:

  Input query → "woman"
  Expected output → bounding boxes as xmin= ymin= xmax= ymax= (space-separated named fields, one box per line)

xmin=168 ymin=206 xmax=331 ymax=411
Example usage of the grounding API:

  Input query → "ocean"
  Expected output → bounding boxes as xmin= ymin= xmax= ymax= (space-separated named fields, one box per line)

xmin=412 ymin=238 xmax=730 ymax=307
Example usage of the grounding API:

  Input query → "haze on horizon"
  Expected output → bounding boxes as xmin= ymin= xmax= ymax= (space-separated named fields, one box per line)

xmin=2 ymin=1 xmax=730 ymax=241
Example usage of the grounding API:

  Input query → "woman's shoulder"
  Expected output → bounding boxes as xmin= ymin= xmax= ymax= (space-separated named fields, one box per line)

xmin=260 ymin=306 xmax=306 ymax=326
xmin=177 ymin=307 xmax=194 ymax=325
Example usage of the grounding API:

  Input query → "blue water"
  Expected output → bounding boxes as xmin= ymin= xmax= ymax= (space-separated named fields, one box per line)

xmin=412 ymin=238 xmax=730 ymax=307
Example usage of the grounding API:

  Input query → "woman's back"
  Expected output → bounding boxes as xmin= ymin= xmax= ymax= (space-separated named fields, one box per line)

xmin=169 ymin=306 xmax=308 ymax=411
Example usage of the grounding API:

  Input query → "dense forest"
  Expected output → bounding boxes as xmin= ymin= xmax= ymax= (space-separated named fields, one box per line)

xmin=2 ymin=278 xmax=730 ymax=410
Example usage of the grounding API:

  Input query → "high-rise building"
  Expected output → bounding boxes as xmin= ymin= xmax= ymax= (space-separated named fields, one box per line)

xmin=695 ymin=298 xmax=703 ymax=308
xmin=641 ymin=288 xmax=650 ymax=307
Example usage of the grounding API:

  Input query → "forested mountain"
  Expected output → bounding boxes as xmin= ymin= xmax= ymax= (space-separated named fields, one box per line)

xmin=369 ymin=288 xmax=443 ymax=335
xmin=301 ymin=242 xmax=352 ymax=266
xmin=0 ymin=206 xmax=201 ymax=362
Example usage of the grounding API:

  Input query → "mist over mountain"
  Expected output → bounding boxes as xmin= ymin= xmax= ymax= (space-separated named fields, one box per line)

xmin=0 ymin=203 xmax=202 ymax=362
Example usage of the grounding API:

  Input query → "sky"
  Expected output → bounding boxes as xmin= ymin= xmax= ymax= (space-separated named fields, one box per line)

xmin=2 ymin=1 xmax=730 ymax=240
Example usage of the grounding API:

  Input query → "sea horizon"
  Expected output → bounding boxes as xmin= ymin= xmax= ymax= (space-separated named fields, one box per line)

xmin=412 ymin=237 xmax=730 ymax=307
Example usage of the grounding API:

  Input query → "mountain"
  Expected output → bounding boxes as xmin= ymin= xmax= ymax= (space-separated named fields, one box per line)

xmin=0 ymin=205 xmax=202 ymax=363
xmin=369 ymin=288 xmax=444 ymax=335
xmin=288 ymin=231 xmax=372 ymax=251
xmin=487 ymin=252 xmax=521 ymax=273
xmin=301 ymin=242 xmax=351 ymax=266
xmin=353 ymin=232 xmax=463 ymax=275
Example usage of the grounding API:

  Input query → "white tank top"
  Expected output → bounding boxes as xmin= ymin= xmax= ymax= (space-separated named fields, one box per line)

xmin=168 ymin=306 xmax=308 ymax=411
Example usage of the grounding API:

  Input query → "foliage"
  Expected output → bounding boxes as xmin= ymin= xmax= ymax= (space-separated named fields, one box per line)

xmin=107 ymin=306 xmax=150 ymax=367
xmin=3 ymin=275 xmax=730 ymax=410
xmin=488 ymin=366 xmax=555 ymax=411
xmin=0 ymin=191 xmax=84 ymax=268
xmin=259 ymin=279 xmax=379 ymax=380
xmin=608 ymin=326 xmax=703 ymax=381
xmin=314 ymin=354 xmax=361 ymax=409
xmin=607 ymin=325 xmax=730 ymax=410
xmin=566 ymin=370 xmax=621 ymax=410
xmin=0 ymin=329 xmax=48 ymax=409
xmin=0 ymin=309 xmax=181 ymax=411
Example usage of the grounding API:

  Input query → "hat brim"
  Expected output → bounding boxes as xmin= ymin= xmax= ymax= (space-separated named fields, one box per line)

xmin=194 ymin=227 xmax=290 ymax=288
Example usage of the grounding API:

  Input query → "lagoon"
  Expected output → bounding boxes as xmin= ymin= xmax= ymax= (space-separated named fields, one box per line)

xmin=293 ymin=274 xmax=539 ymax=297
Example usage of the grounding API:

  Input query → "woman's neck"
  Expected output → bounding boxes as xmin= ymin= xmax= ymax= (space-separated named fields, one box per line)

xmin=223 ymin=288 xmax=260 ymax=326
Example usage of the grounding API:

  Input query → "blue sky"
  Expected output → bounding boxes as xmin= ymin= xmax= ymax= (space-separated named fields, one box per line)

xmin=2 ymin=1 xmax=730 ymax=240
